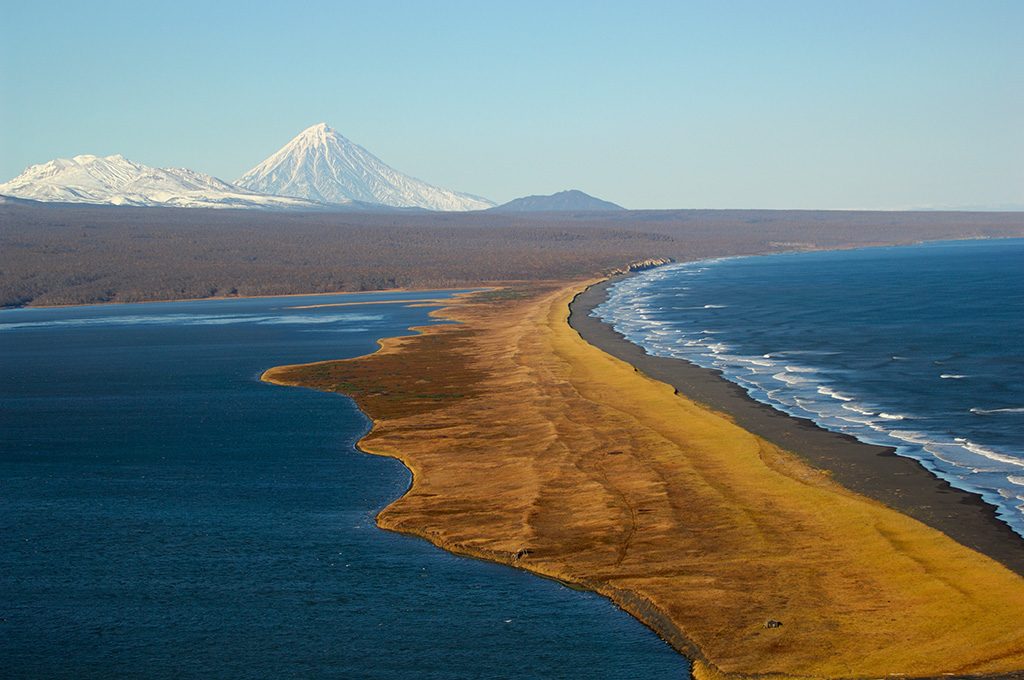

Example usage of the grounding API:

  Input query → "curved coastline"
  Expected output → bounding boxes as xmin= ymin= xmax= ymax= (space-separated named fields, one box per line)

xmin=570 ymin=275 xmax=1024 ymax=578
xmin=265 ymin=279 xmax=1024 ymax=678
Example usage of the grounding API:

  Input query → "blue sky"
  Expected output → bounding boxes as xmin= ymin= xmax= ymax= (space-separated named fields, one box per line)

xmin=2 ymin=1 xmax=1021 ymax=209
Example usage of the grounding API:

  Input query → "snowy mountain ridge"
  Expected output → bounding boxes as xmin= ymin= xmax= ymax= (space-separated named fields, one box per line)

xmin=0 ymin=154 xmax=327 ymax=210
xmin=1 ymin=124 xmax=495 ymax=211
xmin=235 ymin=123 xmax=494 ymax=211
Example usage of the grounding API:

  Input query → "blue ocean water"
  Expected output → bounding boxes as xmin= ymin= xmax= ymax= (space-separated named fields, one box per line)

xmin=1 ymin=292 xmax=688 ymax=679
xmin=596 ymin=239 xmax=1024 ymax=536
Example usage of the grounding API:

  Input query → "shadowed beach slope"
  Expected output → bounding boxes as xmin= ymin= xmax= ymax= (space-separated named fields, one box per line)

xmin=264 ymin=280 xmax=1024 ymax=680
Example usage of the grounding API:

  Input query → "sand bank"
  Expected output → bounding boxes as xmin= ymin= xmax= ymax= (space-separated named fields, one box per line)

xmin=264 ymin=280 xmax=1024 ymax=679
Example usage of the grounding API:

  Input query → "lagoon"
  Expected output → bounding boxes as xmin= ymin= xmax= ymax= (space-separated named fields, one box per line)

xmin=0 ymin=291 xmax=688 ymax=679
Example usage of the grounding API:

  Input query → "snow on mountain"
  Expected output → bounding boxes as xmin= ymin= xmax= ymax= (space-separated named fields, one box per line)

xmin=235 ymin=123 xmax=494 ymax=211
xmin=0 ymin=154 xmax=327 ymax=210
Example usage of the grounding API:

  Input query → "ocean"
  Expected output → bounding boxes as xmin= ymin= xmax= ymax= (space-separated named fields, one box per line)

xmin=0 ymin=291 xmax=689 ymax=679
xmin=595 ymin=238 xmax=1024 ymax=537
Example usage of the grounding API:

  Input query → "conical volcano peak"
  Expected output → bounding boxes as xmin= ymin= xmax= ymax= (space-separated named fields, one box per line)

xmin=298 ymin=122 xmax=337 ymax=140
xmin=284 ymin=123 xmax=344 ymax=153
xmin=235 ymin=124 xmax=494 ymax=211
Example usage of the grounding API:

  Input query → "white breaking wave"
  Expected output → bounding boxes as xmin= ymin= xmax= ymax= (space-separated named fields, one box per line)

xmin=818 ymin=386 xmax=854 ymax=401
xmin=772 ymin=371 xmax=814 ymax=386
xmin=595 ymin=253 xmax=1024 ymax=536
xmin=956 ymin=439 xmax=1024 ymax=469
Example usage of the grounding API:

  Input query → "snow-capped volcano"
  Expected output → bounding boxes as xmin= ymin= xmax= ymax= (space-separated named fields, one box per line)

xmin=235 ymin=123 xmax=494 ymax=211
xmin=0 ymin=154 xmax=324 ymax=210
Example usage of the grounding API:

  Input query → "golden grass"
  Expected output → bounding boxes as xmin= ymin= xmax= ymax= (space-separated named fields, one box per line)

xmin=263 ymin=280 xmax=1024 ymax=679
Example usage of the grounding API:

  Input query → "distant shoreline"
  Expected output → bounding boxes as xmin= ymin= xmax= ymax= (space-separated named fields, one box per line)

xmin=570 ymin=274 xmax=1024 ymax=578
xmin=2 ymin=287 xmax=480 ymax=312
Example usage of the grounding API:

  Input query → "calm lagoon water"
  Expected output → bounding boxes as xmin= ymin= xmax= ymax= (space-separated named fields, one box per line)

xmin=1 ymin=291 xmax=689 ymax=679
xmin=597 ymin=239 xmax=1024 ymax=536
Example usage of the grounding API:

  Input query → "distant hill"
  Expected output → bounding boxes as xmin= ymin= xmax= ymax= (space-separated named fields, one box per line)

xmin=235 ymin=123 xmax=495 ymax=211
xmin=492 ymin=189 xmax=624 ymax=212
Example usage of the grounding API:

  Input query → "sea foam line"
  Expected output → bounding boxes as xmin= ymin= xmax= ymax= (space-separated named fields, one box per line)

xmin=596 ymin=260 xmax=1024 ymax=536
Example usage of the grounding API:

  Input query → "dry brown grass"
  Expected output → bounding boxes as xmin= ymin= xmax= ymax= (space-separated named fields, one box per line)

xmin=263 ymin=281 xmax=1024 ymax=679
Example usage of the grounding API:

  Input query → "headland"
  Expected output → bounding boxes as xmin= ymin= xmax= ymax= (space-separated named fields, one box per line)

xmin=264 ymin=278 xmax=1024 ymax=680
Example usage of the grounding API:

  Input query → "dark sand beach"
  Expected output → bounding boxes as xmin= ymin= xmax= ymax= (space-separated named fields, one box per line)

xmin=570 ymin=277 xmax=1024 ymax=579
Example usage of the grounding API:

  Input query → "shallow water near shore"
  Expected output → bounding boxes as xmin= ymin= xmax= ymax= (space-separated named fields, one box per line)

xmin=596 ymin=238 xmax=1024 ymax=537
xmin=1 ymin=291 xmax=689 ymax=679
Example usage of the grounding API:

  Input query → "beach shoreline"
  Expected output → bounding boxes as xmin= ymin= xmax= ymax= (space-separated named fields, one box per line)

xmin=266 ymin=277 xmax=1024 ymax=677
xmin=570 ymin=276 xmax=1024 ymax=578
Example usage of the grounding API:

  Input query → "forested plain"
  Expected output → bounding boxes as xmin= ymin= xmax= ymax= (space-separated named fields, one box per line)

xmin=2 ymin=199 xmax=1023 ymax=308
